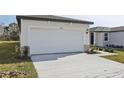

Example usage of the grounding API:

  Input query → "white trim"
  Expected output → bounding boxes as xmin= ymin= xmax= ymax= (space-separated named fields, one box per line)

xmin=93 ymin=32 xmax=96 ymax=45
xmin=28 ymin=25 xmax=84 ymax=31
xmin=27 ymin=26 xmax=84 ymax=55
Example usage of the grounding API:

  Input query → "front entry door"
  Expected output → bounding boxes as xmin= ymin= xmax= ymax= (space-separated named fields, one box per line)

xmin=90 ymin=32 xmax=94 ymax=45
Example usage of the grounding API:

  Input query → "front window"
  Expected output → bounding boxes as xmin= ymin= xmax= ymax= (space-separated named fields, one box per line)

xmin=104 ymin=32 xmax=109 ymax=41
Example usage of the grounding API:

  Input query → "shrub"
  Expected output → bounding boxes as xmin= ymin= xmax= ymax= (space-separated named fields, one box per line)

xmin=87 ymin=48 xmax=96 ymax=54
xmin=20 ymin=46 xmax=30 ymax=58
xmin=119 ymin=45 xmax=123 ymax=48
xmin=23 ymin=46 xmax=29 ymax=57
xmin=107 ymin=44 xmax=123 ymax=49
xmin=99 ymin=48 xmax=103 ymax=51
xmin=106 ymin=45 xmax=109 ymax=47
xmin=109 ymin=49 xmax=114 ymax=53
xmin=104 ymin=48 xmax=109 ymax=52
xmin=104 ymin=48 xmax=114 ymax=53
xmin=95 ymin=47 xmax=99 ymax=50
xmin=115 ymin=45 xmax=119 ymax=48
xmin=108 ymin=45 xmax=111 ymax=47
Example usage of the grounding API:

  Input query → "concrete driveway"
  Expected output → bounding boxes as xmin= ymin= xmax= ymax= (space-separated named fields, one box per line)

xmin=31 ymin=53 xmax=124 ymax=78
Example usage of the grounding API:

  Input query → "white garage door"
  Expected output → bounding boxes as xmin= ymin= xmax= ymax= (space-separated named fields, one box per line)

xmin=28 ymin=27 xmax=84 ymax=55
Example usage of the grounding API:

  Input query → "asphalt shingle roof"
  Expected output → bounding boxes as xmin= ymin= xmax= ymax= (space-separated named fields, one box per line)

xmin=16 ymin=15 xmax=94 ymax=24
xmin=90 ymin=26 xmax=124 ymax=32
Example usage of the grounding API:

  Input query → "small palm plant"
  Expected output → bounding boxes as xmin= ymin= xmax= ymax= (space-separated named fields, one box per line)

xmin=23 ymin=46 xmax=29 ymax=57
xmin=20 ymin=46 xmax=30 ymax=59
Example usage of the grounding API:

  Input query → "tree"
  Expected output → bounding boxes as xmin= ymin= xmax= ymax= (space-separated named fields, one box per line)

xmin=8 ymin=23 xmax=19 ymax=40
xmin=3 ymin=26 xmax=10 ymax=40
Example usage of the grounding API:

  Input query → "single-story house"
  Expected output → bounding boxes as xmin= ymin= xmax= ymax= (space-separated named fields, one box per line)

xmin=16 ymin=15 xmax=93 ymax=56
xmin=90 ymin=26 xmax=124 ymax=47
xmin=0 ymin=25 xmax=4 ymax=37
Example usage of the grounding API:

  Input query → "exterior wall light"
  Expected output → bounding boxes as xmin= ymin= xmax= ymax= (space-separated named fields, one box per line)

xmin=86 ymin=31 xmax=89 ymax=34
xmin=86 ymin=29 xmax=89 ymax=34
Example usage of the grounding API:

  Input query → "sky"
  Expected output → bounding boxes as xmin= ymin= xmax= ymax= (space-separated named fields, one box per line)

xmin=1 ymin=15 xmax=124 ymax=27
xmin=64 ymin=15 xmax=124 ymax=27
xmin=0 ymin=15 xmax=16 ymax=26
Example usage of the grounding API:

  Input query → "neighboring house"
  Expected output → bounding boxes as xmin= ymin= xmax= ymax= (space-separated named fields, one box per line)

xmin=16 ymin=15 xmax=93 ymax=56
xmin=90 ymin=26 xmax=124 ymax=47
xmin=0 ymin=25 xmax=4 ymax=37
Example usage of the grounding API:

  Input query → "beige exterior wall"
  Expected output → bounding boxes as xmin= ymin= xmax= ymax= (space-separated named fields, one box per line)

xmin=94 ymin=32 xmax=109 ymax=47
xmin=94 ymin=31 xmax=124 ymax=47
xmin=20 ymin=19 xmax=90 ymax=54
xmin=109 ymin=31 xmax=124 ymax=46
xmin=95 ymin=32 xmax=104 ymax=46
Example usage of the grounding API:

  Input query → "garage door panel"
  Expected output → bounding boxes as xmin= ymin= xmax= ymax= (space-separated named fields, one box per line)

xmin=28 ymin=28 xmax=84 ymax=55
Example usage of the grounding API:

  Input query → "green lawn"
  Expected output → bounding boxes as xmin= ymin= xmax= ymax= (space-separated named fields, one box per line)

xmin=103 ymin=50 xmax=124 ymax=64
xmin=0 ymin=41 xmax=38 ymax=78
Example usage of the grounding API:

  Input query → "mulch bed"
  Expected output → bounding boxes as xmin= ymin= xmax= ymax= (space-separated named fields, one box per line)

xmin=0 ymin=71 xmax=29 ymax=78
